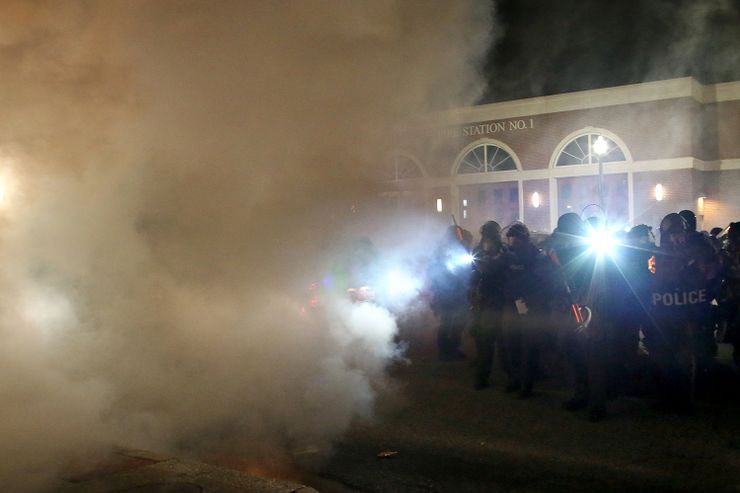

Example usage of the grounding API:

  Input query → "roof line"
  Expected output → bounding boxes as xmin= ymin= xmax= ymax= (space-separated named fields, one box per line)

xmin=426 ymin=77 xmax=740 ymax=126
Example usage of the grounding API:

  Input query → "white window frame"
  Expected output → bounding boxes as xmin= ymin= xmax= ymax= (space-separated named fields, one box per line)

xmin=549 ymin=127 xmax=633 ymax=168
xmin=452 ymin=139 xmax=522 ymax=176
xmin=388 ymin=151 xmax=426 ymax=182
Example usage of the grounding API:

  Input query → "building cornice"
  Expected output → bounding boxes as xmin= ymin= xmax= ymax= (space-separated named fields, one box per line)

xmin=428 ymin=78 xmax=740 ymax=126
xmin=712 ymin=81 xmax=740 ymax=102
xmin=389 ymin=158 xmax=740 ymax=189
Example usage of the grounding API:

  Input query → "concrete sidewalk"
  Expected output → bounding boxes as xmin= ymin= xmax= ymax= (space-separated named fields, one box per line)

xmin=52 ymin=449 xmax=319 ymax=493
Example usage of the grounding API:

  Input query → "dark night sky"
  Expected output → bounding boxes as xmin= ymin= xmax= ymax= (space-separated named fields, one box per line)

xmin=480 ymin=0 xmax=740 ymax=103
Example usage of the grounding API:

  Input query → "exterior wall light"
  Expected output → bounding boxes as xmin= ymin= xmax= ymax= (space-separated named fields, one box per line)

xmin=655 ymin=183 xmax=664 ymax=202
xmin=697 ymin=195 xmax=706 ymax=212
xmin=531 ymin=191 xmax=541 ymax=208
xmin=655 ymin=184 xmax=664 ymax=201
xmin=436 ymin=198 xmax=443 ymax=212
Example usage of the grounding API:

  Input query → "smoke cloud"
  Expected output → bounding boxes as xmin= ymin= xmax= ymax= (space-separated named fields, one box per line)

xmin=483 ymin=0 xmax=740 ymax=102
xmin=0 ymin=1 xmax=491 ymax=490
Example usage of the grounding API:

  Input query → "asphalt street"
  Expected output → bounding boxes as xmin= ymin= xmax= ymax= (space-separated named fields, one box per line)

xmin=313 ymin=332 xmax=740 ymax=493
xmin=49 ymin=330 xmax=740 ymax=493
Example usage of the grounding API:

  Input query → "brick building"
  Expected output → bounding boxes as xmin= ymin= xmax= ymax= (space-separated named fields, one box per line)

xmin=384 ymin=77 xmax=740 ymax=235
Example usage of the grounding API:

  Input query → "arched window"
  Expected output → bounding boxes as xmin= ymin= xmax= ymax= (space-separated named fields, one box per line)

xmin=388 ymin=154 xmax=424 ymax=181
xmin=457 ymin=143 xmax=517 ymax=174
xmin=555 ymin=133 xmax=626 ymax=166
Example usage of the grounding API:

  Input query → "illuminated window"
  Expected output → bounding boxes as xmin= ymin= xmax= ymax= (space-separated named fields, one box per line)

xmin=556 ymin=133 xmax=626 ymax=166
xmin=436 ymin=198 xmax=443 ymax=212
xmin=457 ymin=144 xmax=516 ymax=174
xmin=388 ymin=154 xmax=423 ymax=181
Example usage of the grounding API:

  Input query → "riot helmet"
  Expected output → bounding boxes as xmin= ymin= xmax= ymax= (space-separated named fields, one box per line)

xmin=506 ymin=222 xmax=530 ymax=240
xmin=556 ymin=212 xmax=584 ymax=236
xmin=659 ymin=213 xmax=687 ymax=248
xmin=505 ymin=222 xmax=530 ymax=251
xmin=480 ymin=220 xmax=502 ymax=240
xmin=728 ymin=222 xmax=740 ymax=245
xmin=678 ymin=210 xmax=697 ymax=232
xmin=628 ymin=224 xmax=654 ymax=246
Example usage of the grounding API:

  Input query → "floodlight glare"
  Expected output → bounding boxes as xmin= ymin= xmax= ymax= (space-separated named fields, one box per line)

xmin=587 ymin=228 xmax=615 ymax=256
xmin=445 ymin=253 xmax=475 ymax=272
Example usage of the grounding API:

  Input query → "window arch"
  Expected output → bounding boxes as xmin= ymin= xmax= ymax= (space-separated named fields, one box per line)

xmin=454 ymin=141 xmax=519 ymax=175
xmin=552 ymin=129 xmax=630 ymax=167
xmin=387 ymin=153 xmax=424 ymax=181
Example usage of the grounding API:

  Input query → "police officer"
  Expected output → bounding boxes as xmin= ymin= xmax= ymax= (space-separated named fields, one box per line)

xmin=500 ymin=222 xmax=554 ymax=398
xmin=644 ymin=213 xmax=712 ymax=413
xmin=608 ymin=224 xmax=656 ymax=394
xmin=469 ymin=221 xmax=506 ymax=389
xmin=678 ymin=209 xmax=721 ymax=365
xmin=427 ymin=225 xmax=472 ymax=361
xmin=547 ymin=213 xmax=610 ymax=421
xmin=709 ymin=226 xmax=724 ymax=253
xmin=719 ymin=222 xmax=740 ymax=368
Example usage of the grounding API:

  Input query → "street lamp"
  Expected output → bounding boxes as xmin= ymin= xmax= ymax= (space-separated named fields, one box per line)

xmin=592 ymin=135 xmax=608 ymax=213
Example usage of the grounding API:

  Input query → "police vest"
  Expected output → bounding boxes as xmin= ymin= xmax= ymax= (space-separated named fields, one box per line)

xmin=650 ymin=288 xmax=708 ymax=307
xmin=647 ymin=269 xmax=712 ymax=335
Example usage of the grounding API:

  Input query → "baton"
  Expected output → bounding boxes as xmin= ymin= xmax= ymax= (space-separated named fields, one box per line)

xmin=548 ymin=248 xmax=591 ymax=328
xmin=451 ymin=215 xmax=464 ymax=242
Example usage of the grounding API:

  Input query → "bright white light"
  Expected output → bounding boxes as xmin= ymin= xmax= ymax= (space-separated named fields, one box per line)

xmin=445 ymin=253 xmax=475 ymax=271
xmin=463 ymin=209 xmax=467 ymax=219
xmin=531 ymin=192 xmax=541 ymax=208
xmin=385 ymin=270 xmax=420 ymax=298
xmin=697 ymin=196 xmax=706 ymax=212
xmin=587 ymin=228 xmax=615 ymax=256
xmin=462 ymin=199 xmax=468 ymax=206
xmin=593 ymin=135 xmax=608 ymax=156
xmin=436 ymin=198 xmax=443 ymax=212
xmin=655 ymin=184 xmax=664 ymax=201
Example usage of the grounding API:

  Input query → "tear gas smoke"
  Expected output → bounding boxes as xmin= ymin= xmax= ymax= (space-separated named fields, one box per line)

xmin=0 ymin=1 xmax=492 ymax=490
xmin=483 ymin=0 xmax=740 ymax=102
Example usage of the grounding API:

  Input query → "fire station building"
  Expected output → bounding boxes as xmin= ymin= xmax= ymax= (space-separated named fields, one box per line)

xmin=385 ymin=77 xmax=740 ymax=234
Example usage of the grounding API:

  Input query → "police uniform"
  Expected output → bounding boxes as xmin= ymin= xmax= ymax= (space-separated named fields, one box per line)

xmin=719 ymin=222 xmax=740 ymax=368
xmin=469 ymin=235 xmax=506 ymax=388
xmin=427 ymin=228 xmax=471 ymax=360
xmin=548 ymin=214 xmax=612 ymax=421
xmin=500 ymin=224 xmax=554 ymax=397
xmin=643 ymin=214 xmax=714 ymax=412
xmin=609 ymin=226 xmax=655 ymax=394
